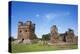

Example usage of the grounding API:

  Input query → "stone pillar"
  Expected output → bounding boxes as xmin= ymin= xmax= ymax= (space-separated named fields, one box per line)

xmin=66 ymin=29 xmax=75 ymax=43
xmin=50 ymin=25 xmax=58 ymax=43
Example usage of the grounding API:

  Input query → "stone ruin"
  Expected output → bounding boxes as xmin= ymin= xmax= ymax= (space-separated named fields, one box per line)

xmin=50 ymin=25 xmax=78 ymax=44
xmin=50 ymin=25 xmax=59 ymax=43
xmin=15 ymin=19 xmax=77 ymax=44
xmin=17 ymin=20 xmax=37 ymax=44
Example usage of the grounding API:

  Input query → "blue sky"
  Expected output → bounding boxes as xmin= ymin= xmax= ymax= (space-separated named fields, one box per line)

xmin=10 ymin=1 xmax=78 ymax=38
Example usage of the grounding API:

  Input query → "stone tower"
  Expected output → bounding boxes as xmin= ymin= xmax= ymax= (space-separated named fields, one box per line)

xmin=66 ymin=29 xmax=75 ymax=43
xmin=17 ymin=20 xmax=37 ymax=42
xmin=50 ymin=25 xmax=58 ymax=43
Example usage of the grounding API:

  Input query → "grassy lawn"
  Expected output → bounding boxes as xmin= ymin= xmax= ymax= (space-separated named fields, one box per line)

xmin=11 ymin=42 xmax=78 ymax=53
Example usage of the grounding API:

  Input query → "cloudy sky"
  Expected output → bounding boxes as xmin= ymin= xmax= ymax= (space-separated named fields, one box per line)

xmin=10 ymin=1 xmax=78 ymax=38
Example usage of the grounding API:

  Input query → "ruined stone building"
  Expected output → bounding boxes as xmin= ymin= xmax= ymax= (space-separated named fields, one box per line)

xmin=17 ymin=20 xmax=37 ymax=42
xmin=66 ymin=29 xmax=75 ymax=43
xmin=50 ymin=25 xmax=59 ymax=43
xmin=50 ymin=25 xmax=78 ymax=44
xmin=17 ymin=19 xmax=77 ymax=44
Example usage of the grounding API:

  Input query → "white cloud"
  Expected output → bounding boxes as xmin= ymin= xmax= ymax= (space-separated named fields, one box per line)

xmin=45 ymin=13 xmax=57 ymax=20
xmin=36 ymin=14 xmax=40 ymax=17
xmin=45 ymin=12 xmax=70 ymax=20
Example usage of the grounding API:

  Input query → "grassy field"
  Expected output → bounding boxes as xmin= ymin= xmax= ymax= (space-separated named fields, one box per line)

xmin=11 ymin=42 xmax=78 ymax=53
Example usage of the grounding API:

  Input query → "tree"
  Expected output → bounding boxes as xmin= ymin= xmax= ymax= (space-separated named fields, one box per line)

xmin=42 ymin=33 xmax=50 ymax=40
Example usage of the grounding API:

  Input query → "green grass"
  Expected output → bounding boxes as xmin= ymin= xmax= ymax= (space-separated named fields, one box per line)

xmin=11 ymin=43 xmax=78 ymax=53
